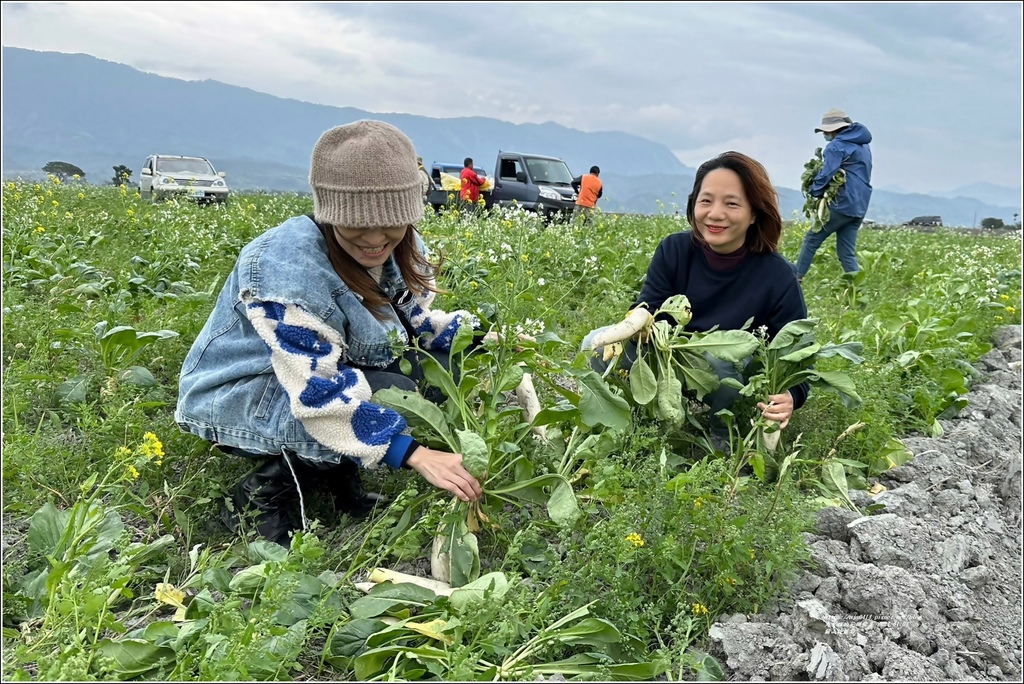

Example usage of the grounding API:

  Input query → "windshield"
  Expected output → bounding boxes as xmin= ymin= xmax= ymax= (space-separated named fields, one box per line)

xmin=525 ymin=158 xmax=573 ymax=185
xmin=156 ymin=158 xmax=215 ymax=175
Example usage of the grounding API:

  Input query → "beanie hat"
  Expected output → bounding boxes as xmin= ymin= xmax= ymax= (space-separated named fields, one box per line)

xmin=309 ymin=120 xmax=424 ymax=228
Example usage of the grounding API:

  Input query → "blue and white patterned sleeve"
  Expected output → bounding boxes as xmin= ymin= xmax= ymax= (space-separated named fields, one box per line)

xmin=242 ymin=293 xmax=413 ymax=469
xmin=407 ymin=288 xmax=480 ymax=352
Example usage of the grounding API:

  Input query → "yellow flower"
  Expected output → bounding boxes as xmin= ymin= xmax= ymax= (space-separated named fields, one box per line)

xmin=694 ymin=497 xmax=704 ymax=509
xmin=72 ymin=174 xmax=80 ymax=180
xmin=503 ymin=220 xmax=512 ymax=228
xmin=625 ymin=533 xmax=645 ymax=548
xmin=52 ymin=177 xmax=62 ymax=185
xmin=35 ymin=226 xmax=45 ymax=234
xmin=1001 ymin=294 xmax=1010 ymax=301
xmin=141 ymin=432 xmax=165 ymax=464
xmin=463 ymin=231 xmax=473 ymax=239
xmin=51 ymin=200 xmax=59 ymax=207
xmin=6 ymin=182 xmax=15 ymax=190
xmin=520 ymin=254 xmax=529 ymax=262
xmin=34 ymin=184 xmax=41 ymax=191
xmin=64 ymin=212 xmax=73 ymax=219
xmin=748 ymin=548 xmax=755 ymax=559
xmin=692 ymin=602 xmax=709 ymax=616
xmin=127 ymin=208 xmax=135 ymax=217
xmin=78 ymin=192 xmax=85 ymax=199
xmin=248 ymin=204 xmax=256 ymax=211
xmin=116 ymin=446 xmax=132 ymax=458
xmin=470 ymin=281 xmax=479 ymax=289
xmin=995 ymin=316 xmax=1004 ymax=322
xmin=125 ymin=464 xmax=140 ymax=480
xmin=544 ymin=251 xmax=551 ymax=258
xmin=1007 ymin=306 xmax=1016 ymax=314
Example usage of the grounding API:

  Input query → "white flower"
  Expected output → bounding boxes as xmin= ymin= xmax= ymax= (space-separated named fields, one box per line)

xmin=537 ymin=278 xmax=545 ymax=286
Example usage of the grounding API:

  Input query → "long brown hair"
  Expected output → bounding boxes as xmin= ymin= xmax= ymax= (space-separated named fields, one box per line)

xmin=686 ymin=151 xmax=783 ymax=253
xmin=319 ymin=223 xmax=442 ymax=319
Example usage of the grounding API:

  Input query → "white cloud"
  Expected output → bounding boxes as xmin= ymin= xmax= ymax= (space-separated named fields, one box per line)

xmin=1 ymin=1 xmax=1020 ymax=192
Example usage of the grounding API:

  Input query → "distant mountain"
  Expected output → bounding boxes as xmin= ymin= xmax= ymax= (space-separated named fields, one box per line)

xmin=595 ymin=175 xmax=1020 ymax=228
xmin=0 ymin=46 xmax=688 ymax=185
xmin=2 ymin=46 xmax=1019 ymax=227
xmin=939 ymin=182 xmax=1022 ymax=210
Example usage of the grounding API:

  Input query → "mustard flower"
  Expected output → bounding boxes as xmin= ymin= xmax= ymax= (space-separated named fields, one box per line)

xmin=625 ymin=533 xmax=645 ymax=548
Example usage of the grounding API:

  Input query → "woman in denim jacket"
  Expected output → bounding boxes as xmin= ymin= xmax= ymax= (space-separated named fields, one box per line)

xmin=175 ymin=121 xmax=483 ymax=546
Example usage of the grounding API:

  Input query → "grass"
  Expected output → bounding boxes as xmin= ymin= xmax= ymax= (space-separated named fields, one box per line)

xmin=2 ymin=178 xmax=1021 ymax=680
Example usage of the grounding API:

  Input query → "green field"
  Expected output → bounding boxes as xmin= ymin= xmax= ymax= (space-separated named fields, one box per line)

xmin=2 ymin=179 xmax=1021 ymax=680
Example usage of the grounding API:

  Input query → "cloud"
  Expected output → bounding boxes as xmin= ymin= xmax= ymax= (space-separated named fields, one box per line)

xmin=1 ymin=1 xmax=1020 ymax=193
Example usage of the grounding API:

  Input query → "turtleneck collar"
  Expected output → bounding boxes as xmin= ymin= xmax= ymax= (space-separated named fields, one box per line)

xmin=700 ymin=241 xmax=749 ymax=270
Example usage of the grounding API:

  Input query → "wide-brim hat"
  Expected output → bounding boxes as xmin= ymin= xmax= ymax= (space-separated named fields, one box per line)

xmin=814 ymin=108 xmax=853 ymax=133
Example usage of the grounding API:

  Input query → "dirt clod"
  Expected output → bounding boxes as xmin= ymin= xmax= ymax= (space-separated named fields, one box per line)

xmin=710 ymin=326 xmax=1023 ymax=681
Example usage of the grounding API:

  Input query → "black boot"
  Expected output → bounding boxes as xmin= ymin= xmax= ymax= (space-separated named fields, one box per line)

xmin=221 ymin=457 xmax=300 ymax=546
xmin=319 ymin=459 xmax=390 ymax=519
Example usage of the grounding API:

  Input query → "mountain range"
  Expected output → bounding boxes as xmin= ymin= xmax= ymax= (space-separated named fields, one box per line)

xmin=2 ymin=46 xmax=1020 ymax=227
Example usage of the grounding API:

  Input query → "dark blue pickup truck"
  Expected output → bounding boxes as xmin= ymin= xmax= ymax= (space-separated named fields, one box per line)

xmin=429 ymin=152 xmax=578 ymax=222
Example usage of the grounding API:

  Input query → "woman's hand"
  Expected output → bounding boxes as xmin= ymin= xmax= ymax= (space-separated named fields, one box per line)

xmin=757 ymin=391 xmax=794 ymax=428
xmin=406 ymin=446 xmax=483 ymax=502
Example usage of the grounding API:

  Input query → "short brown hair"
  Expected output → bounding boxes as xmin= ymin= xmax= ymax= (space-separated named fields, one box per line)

xmin=685 ymin=152 xmax=783 ymax=254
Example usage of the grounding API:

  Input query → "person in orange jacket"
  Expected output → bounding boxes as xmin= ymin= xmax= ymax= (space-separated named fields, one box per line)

xmin=572 ymin=166 xmax=603 ymax=223
xmin=460 ymin=157 xmax=486 ymax=213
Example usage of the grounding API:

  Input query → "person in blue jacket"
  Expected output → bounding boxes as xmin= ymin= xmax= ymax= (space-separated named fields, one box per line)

xmin=795 ymin=108 xmax=873 ymax=280
xmin=175 ymin=120 xmax=483 ymax=546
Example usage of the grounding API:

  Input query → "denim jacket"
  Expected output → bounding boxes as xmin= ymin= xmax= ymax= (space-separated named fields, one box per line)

xmin=174 ymin=215 xmax=477 ymax=467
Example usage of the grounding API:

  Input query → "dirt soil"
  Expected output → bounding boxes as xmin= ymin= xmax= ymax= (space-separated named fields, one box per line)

xmin=708 ymin=325 xmax=1023 ymax=681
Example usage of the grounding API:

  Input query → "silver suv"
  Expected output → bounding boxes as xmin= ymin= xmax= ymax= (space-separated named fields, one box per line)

xmin=140 ymin=155 xmax=229 ymax=204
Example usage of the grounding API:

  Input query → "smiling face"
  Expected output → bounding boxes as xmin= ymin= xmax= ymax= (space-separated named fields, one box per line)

xmin=693 ymin=168 xmax=756 ymax=254
xmin=332 ymin=224 xmax=409 ymax=268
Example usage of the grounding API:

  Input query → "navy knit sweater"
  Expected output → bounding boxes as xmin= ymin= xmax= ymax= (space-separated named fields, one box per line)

xmin=633 ymin=231 xmax=810 ymax=409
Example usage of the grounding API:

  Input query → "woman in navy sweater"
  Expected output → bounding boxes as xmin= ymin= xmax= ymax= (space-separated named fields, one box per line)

xmin=583 ymin=151 xmax=808 ymax=447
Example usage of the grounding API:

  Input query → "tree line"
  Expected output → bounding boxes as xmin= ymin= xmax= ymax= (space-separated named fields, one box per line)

xmin=40 ymin=161 xmax=132 ymax=186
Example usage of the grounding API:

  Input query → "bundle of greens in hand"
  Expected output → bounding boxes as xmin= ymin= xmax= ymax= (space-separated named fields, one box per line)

xmin=801 ymin=147 xmax=846 ymax=232
xmin=727 ymin=318 xmax=864 ymax=475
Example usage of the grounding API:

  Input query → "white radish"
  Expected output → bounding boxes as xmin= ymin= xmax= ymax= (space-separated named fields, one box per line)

xmin=430 ymin=530 xmax=450 ymax=584
xmin=368 ymin=567 xmax=454 ymax=596
xmin=590 ymin=308 xmax=653 ymax=350
xmin=515 ymin=372 xmax=546 ymax=440
xmin=762 ymin=421 xmax=782 ymax=452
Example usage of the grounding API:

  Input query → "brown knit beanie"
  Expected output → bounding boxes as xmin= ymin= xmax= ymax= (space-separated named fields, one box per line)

xmin=309 ymin=120 xmax=423 ymax=228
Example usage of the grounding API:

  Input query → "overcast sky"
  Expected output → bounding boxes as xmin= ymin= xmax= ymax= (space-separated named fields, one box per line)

xmin=2 ymin=1 xmax=1021 ymax=193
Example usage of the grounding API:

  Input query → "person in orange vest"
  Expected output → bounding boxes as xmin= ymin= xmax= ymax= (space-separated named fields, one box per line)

xmin=572 ymin=166 xmax=603 ymax=223
xmin=460 ymin=157 xmax=486 ymax=214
